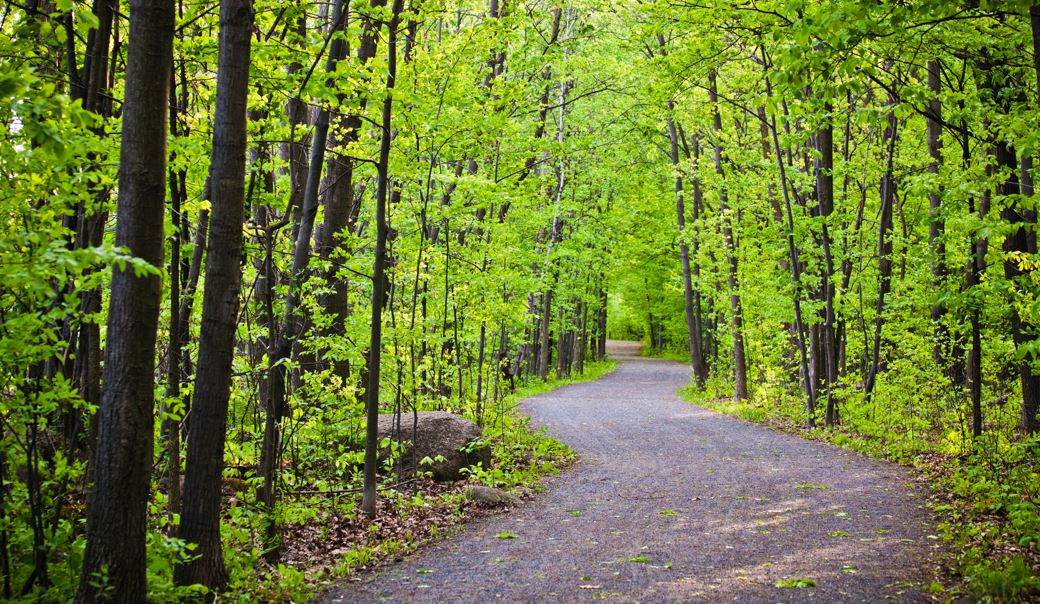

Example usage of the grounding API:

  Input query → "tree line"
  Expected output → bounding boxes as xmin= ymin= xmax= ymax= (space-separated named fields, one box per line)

xmin=2 ymin=0 xmax=1039 ymax=600
xmin=2 ymin=0 xmax=622 ymax=600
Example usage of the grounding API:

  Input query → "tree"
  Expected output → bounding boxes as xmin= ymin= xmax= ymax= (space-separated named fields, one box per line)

xmin=362 ymin=0 xmax=406 ymax=519
xmin=77 ymin=0 xmax=174 ymax=600
xmin=175 ymin=0 xmax=253 ymax=590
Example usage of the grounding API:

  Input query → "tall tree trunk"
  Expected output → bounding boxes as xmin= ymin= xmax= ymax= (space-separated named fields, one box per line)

xmin=175 ymin=0 xmax=252 ymax=590
xmin=361 ymin=0 xmax=405 ymax=518
xmin=315 ymin=0 xmax=387 ymax=378
xmin=77 ymin=0 xmax=174 ymax=600
xmin=538 ymin=288 xmax=553 ymax=380
xmin=864 ymin=102 xmax=898 ymax=399
xmin=959 ymin=115 xmax=987 ymax=438
xmin=260 ymin=0 xmax=348 ymax=516
xmin=666 ymin=110 xmax=708 ymax=384
xmin=762 ymin=59 xmax=816 ymax=426
xmin=815 ymin=111 xmax=838 ymax=426
xmin=69 ymin=0 xmax=116 ymax=457
xmin=597 ymin=283 xmax=607 ymax=360
xmin=708 ymin=71 xmax=748 ymax=400
xmin=926 ymin=60 xmax=953 ymax=376
xmin=688 ymin=142 xmax=710 ymax=375
xmin=164 ymin=83 xmax=184 ymax=520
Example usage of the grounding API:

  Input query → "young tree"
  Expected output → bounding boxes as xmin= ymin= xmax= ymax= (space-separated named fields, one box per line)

xmin=362 ymin=0 xmax=406 ymax=520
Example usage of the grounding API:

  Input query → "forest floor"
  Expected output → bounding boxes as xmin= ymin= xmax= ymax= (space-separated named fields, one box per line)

xmin=317 ymin=341 xmax=946 ymax=602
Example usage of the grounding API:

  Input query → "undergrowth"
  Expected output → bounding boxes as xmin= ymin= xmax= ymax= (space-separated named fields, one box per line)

xmin=211 ymin=358 xmax=615 ymax=602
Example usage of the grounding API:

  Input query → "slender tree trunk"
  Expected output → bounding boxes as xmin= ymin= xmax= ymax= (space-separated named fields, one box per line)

xmin=260 ymin=0 xmax=348 ymax=515
xmin=538 ymin=288 xmax=553 ymax=380
xmin=165 ymin=110 xmax=183 ymax=520
xmin=77 ymin=1 xmax=174 ymax=600
xmin=666 ymin=111 xmax=708 ymax=384
xmin=926 ymin=60 xmax=952 ymax=376
xmin=315 ymin=0 xmax=387 ymax=378
xmin=688 ymin=144 xmax=709 ymax=375
xmin=762 ymin=63 xmax=816 ymax=426
xmin=361 ymin=0 xmax=404 ymax=518
xmin=597 ymin=283 xmax=607 ymax=360
xmin=69 ymin=0 xmax=116 ymax=457
xmin=175 ymin=0 xmax=252 ymax=590
xmin=708 ymin=72 xmax=748 ymax=400
xmin=864 ymin=103 xmax=898 ymax=399
xmin=964 ymin=123 xmax=986 ymax=438
xmin=816 ymin=112 xmax=838 ymax=426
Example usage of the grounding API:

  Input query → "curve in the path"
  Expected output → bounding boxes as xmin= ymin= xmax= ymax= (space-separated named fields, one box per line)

xmin=319 ymin=341 xmax=940 ymax=603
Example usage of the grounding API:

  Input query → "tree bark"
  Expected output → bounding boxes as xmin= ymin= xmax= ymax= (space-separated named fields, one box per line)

xmin=926 ymin=60 xmax=952 ymax=375
xmin=708 ymin=71 xmax=748 ymax=400
xmin=315 ymin=0 xmax=387 ymax=378
xmin=361 ymin=0 xmax=405 ymax=518
xmin=762 ymin=61 xmax=816 ymax=426
xmin=260 ymin=0 xmax=348 ymax=515
xmin=864 ymin=102 xmax=898 ymax=399
xmin=815 ymin=111 xmax=838 ymax=426
xmin=77 ymin=0 xmax=174 ymax=600
xmin=175 ymin=0 xmax=253 ymax=590
xmin=666 ymin=111 xmax=708 ymax=384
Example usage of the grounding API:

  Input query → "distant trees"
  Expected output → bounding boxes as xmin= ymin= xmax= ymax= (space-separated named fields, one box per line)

xmin=629 ymin=0 xmax=1040 ymax=439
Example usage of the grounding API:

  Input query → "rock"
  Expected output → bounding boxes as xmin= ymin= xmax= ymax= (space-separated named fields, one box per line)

xmin=376 ymin=411 xmax=492 ymax=482
xmin=464 ymin=485 xmax=519 ymax=507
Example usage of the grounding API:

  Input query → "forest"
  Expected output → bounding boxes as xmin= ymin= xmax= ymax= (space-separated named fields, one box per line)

xmin=2 ymin=0 xmax=1040 ymax=600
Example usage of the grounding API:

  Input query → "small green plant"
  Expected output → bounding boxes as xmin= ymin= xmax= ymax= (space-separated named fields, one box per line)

xmin=775 ymin=578 xmax=816 ymax=588
xmin=335 ymin=545 xmax=376 ymax=575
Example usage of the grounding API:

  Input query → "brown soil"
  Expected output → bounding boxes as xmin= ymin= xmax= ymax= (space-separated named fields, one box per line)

xmin=316 ymin=341 xmax=943 ymax=603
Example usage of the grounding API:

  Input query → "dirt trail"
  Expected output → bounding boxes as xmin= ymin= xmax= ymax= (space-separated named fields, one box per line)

xmin=319 ymin=341 xmax=941 ymax=602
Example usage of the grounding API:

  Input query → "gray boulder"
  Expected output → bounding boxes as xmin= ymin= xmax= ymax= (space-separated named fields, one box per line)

xmin=377 ymin=411 xmax=492 ymax=482
xmin=464 ymin=485 xmax=519 ymax=507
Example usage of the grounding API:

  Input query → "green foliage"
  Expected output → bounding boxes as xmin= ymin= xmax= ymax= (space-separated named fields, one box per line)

xmin=6 ymin=0 xmax=1040 ymax=599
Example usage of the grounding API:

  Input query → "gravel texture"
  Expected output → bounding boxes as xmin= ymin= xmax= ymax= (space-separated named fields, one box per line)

xmin=318 ymin=341 xmax=942 ymax=603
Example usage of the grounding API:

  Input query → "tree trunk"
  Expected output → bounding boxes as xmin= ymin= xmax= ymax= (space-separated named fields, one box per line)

xmin=815 ymin=113 xmax=838 ymax=426
xmin=597 ymin=283 xmax=607 ymax=360
xmin=538 ymin=289 xmax=553 ymax=380
xmin=926 ymin=60 xmax=952 ymax=376
xmin=762 ymin=62 xmax=816 ymax=426
xmin=315 ymin=0 xmax=387 ymax=378
xmin=260 ymin=0 xmax=348 ymax=517
xmin=175 ymin=0 xmax=252 ymax=590
xmin=77 ymin=1 xmax=174 ymax=600
xmin=864 ymin=103 xmax=898 ymax=399
xmin=361 ymin=0 xmax=405 ymax=518
xmin=708 ymin=72 xmax=748 ymax=401
xmin=666 ymin=112 xmax=708 ymax=384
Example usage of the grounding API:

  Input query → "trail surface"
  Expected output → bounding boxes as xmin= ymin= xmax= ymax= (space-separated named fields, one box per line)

xmin=320 ymin=341 xmax=940 ymax=602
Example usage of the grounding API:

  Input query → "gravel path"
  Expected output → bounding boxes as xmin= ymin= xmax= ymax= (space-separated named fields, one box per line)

xmin=319 ymin=341 xmax=941 ymax=603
